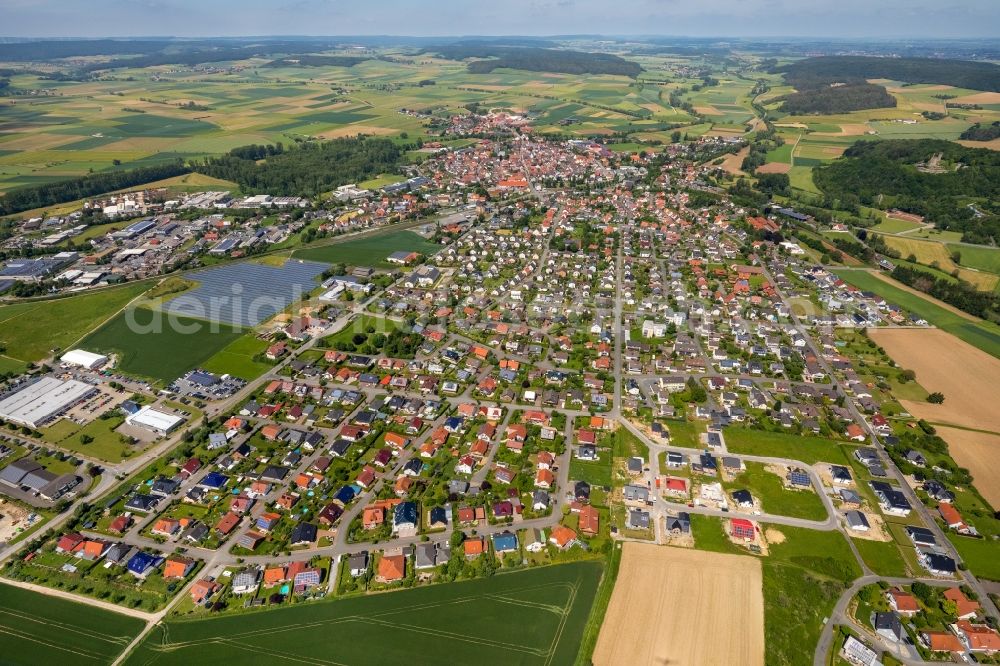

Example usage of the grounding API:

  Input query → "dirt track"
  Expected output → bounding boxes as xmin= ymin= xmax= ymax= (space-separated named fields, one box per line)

xmin=594 ymin=543 xmax=764 ymax=666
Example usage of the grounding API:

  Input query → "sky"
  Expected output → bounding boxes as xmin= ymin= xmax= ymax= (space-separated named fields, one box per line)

xmin=2 ymin=0 xmax=998 ymax=39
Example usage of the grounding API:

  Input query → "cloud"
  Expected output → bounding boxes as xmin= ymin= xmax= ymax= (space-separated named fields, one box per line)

xmin=1 ymin=0 xmax=997 ymax=38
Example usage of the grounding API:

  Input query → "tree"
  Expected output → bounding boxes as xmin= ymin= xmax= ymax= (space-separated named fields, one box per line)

xmin=928 ymin=392 xmax=945 ymax=404
xmin=911 ymin=581 xmax=934 ymax=605
xmin=79 ymin=434 xmax=94 ymax=445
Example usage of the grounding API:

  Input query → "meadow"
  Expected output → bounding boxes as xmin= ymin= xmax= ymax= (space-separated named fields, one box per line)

xmin=199 ymin=333 xmax=273 ymax=380
xmin=723 ymin=427 xmax=853 ymax=466
xmin=80 ymin=306 xmax=245 ymax=383
xmin=0 ymin=581 xmax=144 ymax=665
xmin=123 ymin=561 xmax=602 ymax=666
xmin=293 ymin=229 xmax=441 ymax=267
xmin=0 ymin=282 xmax=148 ymax=365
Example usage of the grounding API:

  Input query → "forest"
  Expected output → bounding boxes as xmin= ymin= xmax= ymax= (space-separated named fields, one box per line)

xmin=777 ymin=82 xmax=896 ymax=114
xmin=429 ymin=45 xmax=642 ymax=77
xmin=813 ymin=139 xmax=1000 ymax=243
xmin=775 ymin=55 xmax=1000 ymax=114
xmin=960 ymin=122 xmax=1000 ymax=142
xmin=193 ymin=137 xmax=402 ymax=196
xmin=0 ymin=161 xmax=189 ymax=216
xmin=779 ymin=56 xmax=1000 ymax=92
xmin=264 ymin=55 xmax=372 ymax=68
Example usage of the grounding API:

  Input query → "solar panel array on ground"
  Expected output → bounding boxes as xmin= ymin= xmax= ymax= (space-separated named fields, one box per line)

xmin=165 ymin=260 xmax=327 ymax=327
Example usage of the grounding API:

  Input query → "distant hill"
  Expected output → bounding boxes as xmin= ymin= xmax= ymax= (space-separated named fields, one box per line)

xmin=773 ymin=56 xmax=1000 ymax=115
xmin=264 ymin=55 xmax=372 ymax=68
xmin=780 ymin=56 xmax=1000 ymax=92
xmin=429 ymin=45 xmax=642 ymax=78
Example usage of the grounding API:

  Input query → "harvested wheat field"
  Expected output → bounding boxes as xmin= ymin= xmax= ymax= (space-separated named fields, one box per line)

xmin=756 ymin=161 xmax=792 ymax=174
xmin=594 ymin=543 xmax=764 ymax=666
xmin=719 ymin=146 xmax=750 ymax=175
xmin=951 ymin=92 xmax=1000 ymax=105
xmin=933 ymin=426 xmax=1000 ymax=510
xmin=869 ymin=328 xmax=1000 ymax=435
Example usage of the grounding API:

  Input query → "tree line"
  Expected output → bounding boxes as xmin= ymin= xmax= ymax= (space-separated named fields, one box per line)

xmin=193 ymin=137 xmax=402 ymax=196
xmin=890 ymin=263 xmax=1000 ymax=321
xmin=0 ymin=161 xmax=189 ymax=217
xmin=429 ymin=45 xmax=642 ymax=78
xmin=778 ymin=56 xmax=1000 ymax=93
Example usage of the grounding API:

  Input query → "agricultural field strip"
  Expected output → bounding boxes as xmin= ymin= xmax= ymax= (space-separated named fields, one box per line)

xmin=150 ymin=581 xmax=576 ymax=659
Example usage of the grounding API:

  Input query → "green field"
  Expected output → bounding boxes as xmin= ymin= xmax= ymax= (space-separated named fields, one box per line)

xmin=293 ymin=230 xmax=441 ymax=267
xmin=0 ymin=283 xmax=148 ymax=364
xmin=850 ymin=538 xmax=909 ymax=577
xmin=80 ymin=307 xmax=245 ymax=383
xmin=569 ymin=454 xmax=612 ymax=487
xmin=39 ymin=414 xmax=131 ymax=462
xmin=833 ymin=269 xmax=1000 ymax=359
xmin=0 ymin=581 xmax=144 ymax=664
xmin=124 ymin=561 xmax=602 ymax=666
xmin=725 ymin=461 xmax=828 ymax=521
xmin=723 ymin=428 xmax=852 ymax=466
xmin=950 ymin=243 xmax=1000 ymax=275
xmin=871 ymin=217 xmax=924 ymax=234
xmin=199 ymin=333 xmax=273 ymax=380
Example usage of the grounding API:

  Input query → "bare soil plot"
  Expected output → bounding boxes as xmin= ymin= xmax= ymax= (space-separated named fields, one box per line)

xmin=0 ymin=500 xmax=31 ymax=543
xmin=694 ymin=105 xmax=722 ymax=115
xmin=814 ymin=123 xmax=871 ymax=137
xmin=755 ymin=161 xmax=791 ymax=174
xmin=870 ymin=328 xmax=1000 ymax=437
xmin=933 ymin=426 xmax=1000 ymax=510
xmin=594 ymin=543 xmax=764 ymax=666
xmin=718 ymin=146 xmax=749 ymax=175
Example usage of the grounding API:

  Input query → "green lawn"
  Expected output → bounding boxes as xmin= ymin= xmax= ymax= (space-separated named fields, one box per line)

xmin=949 ymin=534 xmax=1000 ymax=582
xmin=322 ymin=314 xmax=400 ymax=348
xmin=199 ymin=333 xmax=273 ymax=380
xmin=80 ymin=307 xmax=245 ymax=384
xmin=726 ymin=461 xmax=828 ymax=521
xmin=569 ymin=455 xmax=612 ymax=487
xmin=124 ymin=561 xmax=602 ymax=666
xmin=39 ymin=414 xmax=132 ymax=463
xmin=0 ymin=283 xmax=148 ymax=363
xmin=871 ymin=217 xmax=924 ymax=234
xmin=851 ymin=538 xmax=909 ymax=577
xmin=723 ymin=428 xmax=852 ymax=466
xmin=292 ymin=230 xmax=441 ymax=268
xmin=0 ymin=581 xmax=144 ymax=664
xmin=833 ymin=269 xmax=1000 ymax=360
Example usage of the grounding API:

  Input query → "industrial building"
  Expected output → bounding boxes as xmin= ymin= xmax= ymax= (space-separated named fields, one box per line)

xmin=125 ymin=406 xmax=185 ymax=435
xmin=0 ymin=458 xmax=80 ymax=501
xmin=59 ymin=349 xmax=109 ymax=370
xmin=0 ymin=377 xmax=96 ymax=428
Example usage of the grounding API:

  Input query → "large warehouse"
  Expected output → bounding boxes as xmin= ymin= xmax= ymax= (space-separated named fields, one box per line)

xmin=60 ymin=349 xmax=109 ymax=370
xmin=125 ymin=406 xmax=185 ymax=436
xmin=0 ymin=377 xmax=96 ymax=428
